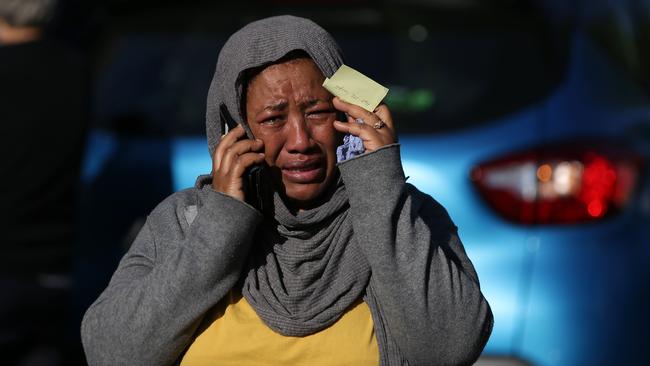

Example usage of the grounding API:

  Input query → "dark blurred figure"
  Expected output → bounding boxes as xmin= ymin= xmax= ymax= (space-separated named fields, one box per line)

xmin=0 ymin=0 xmax=87 ymax=365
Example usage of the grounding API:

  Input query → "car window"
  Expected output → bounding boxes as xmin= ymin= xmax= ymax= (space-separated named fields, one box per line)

xmin=92 ymin=5 xmax=565 ymax=136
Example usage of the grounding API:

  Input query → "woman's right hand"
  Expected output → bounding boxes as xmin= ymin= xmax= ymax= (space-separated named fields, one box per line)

xmin=211 ymin=125 xmax=265 ymax=202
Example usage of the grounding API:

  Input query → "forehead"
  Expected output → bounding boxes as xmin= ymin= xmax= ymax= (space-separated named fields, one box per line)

xmin=247 ymin=58 xmax=326 ymax=99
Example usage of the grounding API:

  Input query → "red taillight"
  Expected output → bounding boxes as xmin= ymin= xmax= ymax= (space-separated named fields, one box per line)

xmin=470 ymin=142 xmax=644 ymax=224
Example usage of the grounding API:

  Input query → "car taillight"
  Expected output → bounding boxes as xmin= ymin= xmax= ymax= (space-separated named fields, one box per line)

xmin=470 ymin=141 xmax=644 ymax=224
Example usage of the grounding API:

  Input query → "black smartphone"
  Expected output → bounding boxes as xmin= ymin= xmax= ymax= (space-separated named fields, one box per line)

xmin=220 ymin=105 xmax=269 ymax=212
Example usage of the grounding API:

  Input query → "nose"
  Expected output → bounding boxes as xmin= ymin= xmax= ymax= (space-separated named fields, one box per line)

xmin=284 ymin=113 xmax=313 ymax=153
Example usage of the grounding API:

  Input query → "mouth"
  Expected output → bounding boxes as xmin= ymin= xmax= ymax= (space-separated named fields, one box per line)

xmin=281 ymin=159 xmax=326 ymax=183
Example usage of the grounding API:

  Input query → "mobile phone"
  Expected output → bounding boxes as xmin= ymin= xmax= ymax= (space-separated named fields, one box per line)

xmin=220 ymin=105 xmax=269 ymax=212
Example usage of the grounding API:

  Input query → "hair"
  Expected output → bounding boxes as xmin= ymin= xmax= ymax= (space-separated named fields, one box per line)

xmin=239 ymin=50 xmax=312 ymax=121
xmin=0 ymin=0 xmax=57 ymax=27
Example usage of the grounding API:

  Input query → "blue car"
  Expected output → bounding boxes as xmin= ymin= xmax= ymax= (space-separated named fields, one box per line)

xmin=78 ymin=4 xmax=650 ymax=365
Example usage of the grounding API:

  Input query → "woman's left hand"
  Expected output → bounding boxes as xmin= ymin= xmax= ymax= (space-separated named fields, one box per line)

xmin=332 ymin=96 xmax=397 ymax=152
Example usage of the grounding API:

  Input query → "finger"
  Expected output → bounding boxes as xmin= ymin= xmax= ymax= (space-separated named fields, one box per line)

xmin=333 ymin=119 xmax=384 ymax=150
xmin=230 ymin=152 xmax=267 ymax=180
xmin=333 ymin=119 xmax=375 ymax=138
xmin=373 ymin=104 xmax=394 ymax=129
xmin=372 ymin=104 xmax=397 ymax=141
xmin=220 ymin=138 xmax=264 ymax=175
xmin=333 ymin=97 xmax=382 ymax=126
xmin=333 ymin=119 xmax=351 ymax=134
xmin=334 ymin=112 xmax=392 ymax=139
xmin=213 ymin=125 xmax=246 ymax=171
xmin=335 ymin=98 xmax=394 ymax=139
xmin=217 ymin=151 xmax=265 ymax=201
xmin=334 ymin=113 xmax=397 ymax=151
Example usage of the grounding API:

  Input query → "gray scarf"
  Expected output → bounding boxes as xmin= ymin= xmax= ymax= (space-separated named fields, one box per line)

xmin=205 ymin=15 xmax=406 ymax=365
xmin=242 ymin=179 xmax=369 ymax=335
xmin=242 ymin=180 xmax=405 ymax=366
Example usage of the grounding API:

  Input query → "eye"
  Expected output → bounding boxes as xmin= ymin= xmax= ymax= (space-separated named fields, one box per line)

xmin=307 ymin=109 xmax=336 ymax=119
xmin=261 ymin=115 xmax=284 ymax=125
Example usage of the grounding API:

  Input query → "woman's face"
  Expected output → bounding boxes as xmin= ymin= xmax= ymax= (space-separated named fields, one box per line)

xmin=246 ymin=58 xmax=342 ymax=208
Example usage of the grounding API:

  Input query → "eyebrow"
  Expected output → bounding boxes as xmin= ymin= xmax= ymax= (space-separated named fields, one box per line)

xmin=301 ymin=98 xmax=329 ymax=108
xmin=261 ymin=98 xmax=329 ymax=112
xmin=263 ymin=101 xmax=288 ymax=112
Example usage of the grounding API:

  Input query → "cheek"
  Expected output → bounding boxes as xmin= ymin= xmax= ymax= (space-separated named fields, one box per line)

xmin=259 ymin=134 xmax=284 ymax=166
xmin=326 ymin=132 xmax=344 ymax=162
xmin=314 ymin=124 xmax=343 ymax=151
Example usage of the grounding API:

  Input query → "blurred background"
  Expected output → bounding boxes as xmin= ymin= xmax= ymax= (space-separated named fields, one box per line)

xmin=1 ymin=0 xmax=649 ymax=365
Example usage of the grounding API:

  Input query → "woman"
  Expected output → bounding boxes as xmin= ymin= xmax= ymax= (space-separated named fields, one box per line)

xmin=81 ymin=15 xmax=493 ymax=366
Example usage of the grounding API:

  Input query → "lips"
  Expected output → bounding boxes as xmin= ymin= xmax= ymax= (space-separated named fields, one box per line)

xmin=281 ymin=158 xmax=325 ymax=183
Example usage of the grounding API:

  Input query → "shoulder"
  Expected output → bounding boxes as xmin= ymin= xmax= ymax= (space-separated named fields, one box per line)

xmin=148 ymin=174 xmax=214 ymax=227
xmin=144 ymin=187 xmax=201 ymax=245
xmin=405 ymin=183 xmax=456 ymax=230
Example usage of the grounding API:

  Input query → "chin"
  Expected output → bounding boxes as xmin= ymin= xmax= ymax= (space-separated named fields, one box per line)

xmin=273 ymin=168 xmax=339 ymax=210
xmin=284 ymin=184 xmax=327 ymax=204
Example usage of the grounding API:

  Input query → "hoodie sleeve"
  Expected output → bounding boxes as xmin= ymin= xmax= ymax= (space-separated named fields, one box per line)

xmin=339 ymin=144 xmax=493 ymax=366
xmin=81 ymin=186 xmax=263 ymax=366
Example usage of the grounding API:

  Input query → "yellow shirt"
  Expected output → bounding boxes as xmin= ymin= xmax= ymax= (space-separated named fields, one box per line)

xmin=181 ymin=291 xmax=379 ymax=366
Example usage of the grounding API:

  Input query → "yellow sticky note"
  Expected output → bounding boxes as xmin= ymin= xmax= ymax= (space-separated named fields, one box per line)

xmin=323 ymin=65 xmax=389 ymax=112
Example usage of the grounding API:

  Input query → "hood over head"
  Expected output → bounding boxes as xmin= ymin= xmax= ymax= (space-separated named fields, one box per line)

xmin=205 ymin=15 xmax=345 ymax=156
